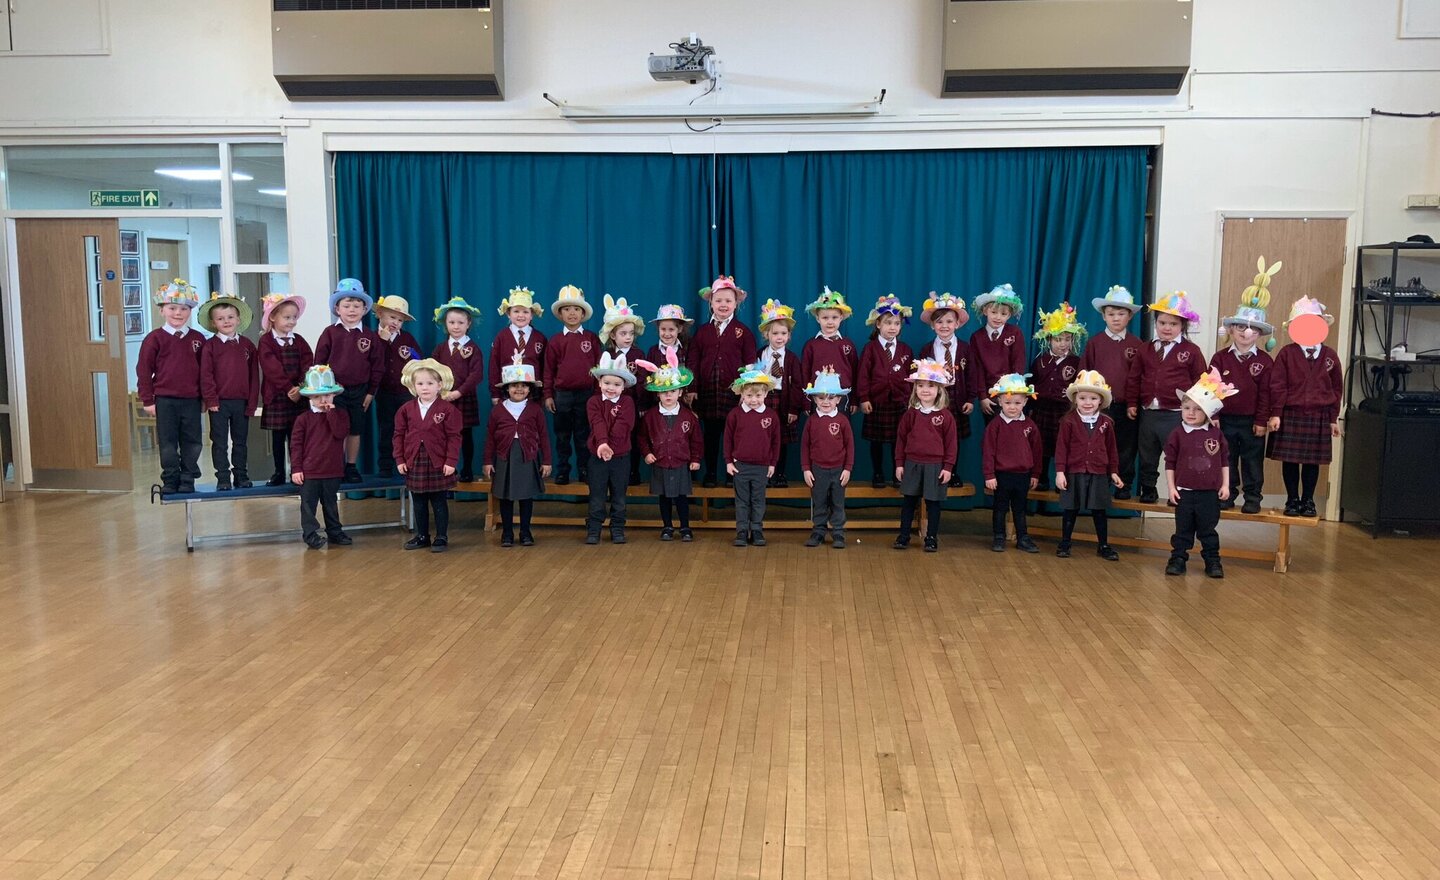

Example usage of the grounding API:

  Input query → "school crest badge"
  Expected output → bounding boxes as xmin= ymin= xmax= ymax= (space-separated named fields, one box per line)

xmin=1324 ymin=357 xmax=1335 ymax=371
xmin=533 ymin=341 xmax=544 ymax=354
xmin=1003 ymin=335 xmax=1015 ymax=347
xmin=460 ymin=345 xmax=474 ymax=359
xmin=681 ymin=420 xmax=692 ymax=433
xmin=733 ymin=327 xmax=744 ymax=339
xmin=191 ymin=338 xmax=203 ymax=352
xmin=357 ymin=337 xmax=371 ymax=353
xmin=398 ymin=345 xmax=414 ymax=359
xmin=761 ymin=417 xmax=773 ymax=429
xmin=1204 ymin=438 xmax=1220 ymax=456
xmin=1062 ymin=365 xmax=1076 ymax=380
xmin=1124 ymin=347 xmax=1136 ymax=360
xmin=841 ymin=344 xmax=853 ymax=356
xmin=581 ymin=339 xmax=593 ymax=353
xmin=1249 ymin=361 xmax=1265 ymax=377
xmin=931 ymin=414 xmax=945 ymax=426
xmin=433 ymin=412 xmax=446 ymax=424
xmin=828 ymin=422 xmax=840 ymax=436
xmin=610 ymin=404 xmax=621 ymax=417
xmin=959 ymin=357 xmax=968 ymax=371
xmin=1176 ymin=350 xmax=1191 ymax=364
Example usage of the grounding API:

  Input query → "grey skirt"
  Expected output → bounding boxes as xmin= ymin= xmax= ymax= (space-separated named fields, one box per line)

xmin=900 ymin=460 xmax=948 ymax=502
xmin=1059 ymin=471 xmax=1111 ymax=512
xmin=650 ymin=465 xmax=693 ymax=498
xmin=494 ymin=442 xmax=545 ymax=501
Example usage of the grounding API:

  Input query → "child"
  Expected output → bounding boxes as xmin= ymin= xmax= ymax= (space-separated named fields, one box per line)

xmin=970 ymin=284 xmax=1027 ymax=421
xmin=137 ymin=279 xmax=204 ymax=494
xmin=800 ymin=286 xmax=860 ymax=410
xmin=486 ymin=353 xmax=552 ymax=547
xmin=431 ymin=296 xmax=485 ymax=481
xmin=489 ymin=286 xmax=547 ymax=404
xmin=313 ymin=278 xmax=384 ymax=483
xmin=1029 ymin=303 xmax=1085 ymax=488
xmin=599 ymin=295 xmax=646 ymax=485
xmin=393 ymin=358 xmax=462 ymax=553
xmin=1124 ymin=290 xmax=1205 ymax=504
xmin=801 ymin=368 xmax=854 ymax=549
xmin=1212 ymin=258 xmax=1279 ymax=514
xmin=1079 ymin=285 xmax=1144 ymax=498
xmin=373 ymin=295 xmax=421 ymax=479
xmin=1267 ymin=296 xmax=1344 ymax=518
xmin=635 ymin=350 xmax=703 ymax=541
xmin=893 ymin=358 xmax=958 ymax=553
xmin=857 ymin=294 xmax=914 ymax=488
xmin=687 ymin=276 xmax=756 ymax=488
xmin=983 ymin=373 xmax=1043 ymax=553
xmin=919 ymin=292 xmax=974 ymax=486
xmin=1166 ymin=369 xmax=1237 ymax=578
xmin=198 ymin=293 xmax=260 ymax=490
xmin=725 ymin=363 xmax=781 ymax=547
xmin=543 ymin=284 xmax=599 ymax=486
xmin=1054 ymin=370 xmax=1124 ymax=561
xmin=585 ymin=353 xmax=637 ymax=544
xmin=290 ymin=365 xmax=352 ymax=549
xmin=755 ymin=299 xmax=803 ymax=488
xmin=648 ymin=304 xmax=692 ymax=368
xmin=257 ymin=293 xmax=312 ymax=486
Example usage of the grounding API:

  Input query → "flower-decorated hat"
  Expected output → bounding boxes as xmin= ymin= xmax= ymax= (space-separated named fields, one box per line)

xmin=1064 ymin=369 xmax=1113 ymax=409
xmin=803 ymin=367 xmax=851 ymax=397
xmin=1285 ymin=295 xmax=1334 ymax=327
xmin=1178 ymin=367 xmax=1238 ymax=417
xmin=551 ymin=284 xmax=593 ymax=322
xmin=329 ymin=278 xmax=372 ymax=314
xmin=591 ymin=351 xmax=637 ymax=388
xmin=806 ymin=286 xmax=853 ymax=318
xmin=260 ymin=293 xmax=306 ymax=331
xmin=401 ymin=357 xmax=455 ymax=395
xmin=920 ymin=291 xmax=970 ymax=326
xmin=757 ymin=298 xmax=796 ymax=331
xmin=498 ymin=286 xmax=544 ymax=317
xmin=1149 ymin=290 xmax=1201 ymax=326
xmin=154 ymin=278 xmax=200 ymax=309
xmin=653 ymin=303 xmax=694 ymax=325
xmin=906 ymin=357 xmax=955 ymax=386
xmin=730 ymin=361 xmax=777 ymax=393
xmin=634 ymin=348 xmax=695 ymax=393
xmin=299 ymin=364 xmax=344 ymax=396
xmin=865 ymin=293 xmax=913 ymax=326
xmin=1091 ymin=284 xmax=1143 ymax=314
xmin=198 ymin=293 xmax=253 ymax=333
xmin=700 ymin=275 xmax=747 ymax=304
xmin=434 ymin=296 xmax=483 ymax=327
xmin=1221 ymin=257 xmax=1279 ymax=337
xmin=600 ymin=294 xmax=645 ymax=342
xmin=988 ymin=372 xmax=1037 ymax=399
xmin=1033 ymin=302 xmax=1087 ymax=343
xmin=496 ymin=350 xmax=541 ymax=388
xmin=973 ymin=283 xmax=1024 ymax=316
xmin=374 ymin=295 xmax=415 ymax=322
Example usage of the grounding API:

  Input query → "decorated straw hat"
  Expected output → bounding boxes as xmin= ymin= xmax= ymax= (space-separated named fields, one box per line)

xmin=599 ymin=294 xmax=645 ymax=341
xmin=700 ymin=275 xmax=747 ymax=304
xmin=1221 ymin=257 xmax=1279 ymax=337
xmin=865 ymin=293 xmax=913 ymax=326
xmin=260 ymin=293 xmax=306 ymax=331
xmin=1178 ymin=367 xmax=1238 ymax=418
xmin=906 ymin=357 xmax=954 ymax=386
xmin=803 ymin=367 xmax=851 ymax=397
xmin=373 ymin=295 xmax=415 ymax=322
xmin=590 ymin=351 xmax=637 ymax=388
xmin=299 ymin=364 xmax=344 ymax=397
xmin=497 ymin=286 xmax=544 ymax=317
xmin=920 ymin=291 xmax=969 ymax=326
xmin=1064 ymin=369 xmax=1113 ymax=409
xmin=972 ymin=283 xmax=1024 ymax=316
xmin=1033 ymin=302 xmax=1088 ymax=343
xmin=197 ymin=293 xmax=253 ymax=333
xmin=634 ymin=348 xmax=695 ymax=393
xmin=988 ymin=372 xmax=1037 ymax=399
xmin=433 ymin=296 xmax=483 ymax=326
xmin=805 ymin=286 xmax=853 ymax=318
xmin=551 ymin=284 xmax=593 ymax=322
xmin=1285 ymin=295 xmax=1334 ymax=326
xmin=153 ymin=278 xmax=200 ymax=309
xmin=496 ymin=350 xmax=541 ymax=388
xmin=730 ymin=361 xmax=777 ymax=393
xmin=653 ymin=303 xmax=694 ymax=325
xmin=1149 ymin=290 xmax=1202 ymax=325
xmin=1091 ymin=284 xmax=1143 ymax=314
xmin=401 ymin=357 xmax=455 ymax=395
xmin=329 ymin=278 xmax=373 ymax=314
xmin=757 ymin=298 xmax=796 ymax=331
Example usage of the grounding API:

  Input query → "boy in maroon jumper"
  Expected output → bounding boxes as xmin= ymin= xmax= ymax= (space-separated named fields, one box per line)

xmin=918 ymin=292 xmax=975 ymax=487
xmin=373 ymin=296 xmax=421 ymax=479
xmin=801 ymin=369 xmax=855 ymax=549
xmin=431 ymin=296 xmax=485 ymax=482
xmin=488 ymin=286 xmax=547 ymax=404
xmin=585 ymin=353 xmax=637 ymax=545
xmin=725 ymin=364 xmax=782 ymax=547
xmin=686 ymin=276 xmax=756 ymax=488
xmin=291 ymin=365 xmax=353 ymax=550
xmin=983 ymin=374 xmax=1044 ymax=553
xmin=1212 ymin=260 xmax=1279 ymax=513
xmin=1029 ymin=303 xmax=1085 ymax=489
xmin=1124 ymin=290 xmax=1205 ymax=504
xmin=544 ymin=285 xmax=600 ymax=485
xmin=1165 ymin=369 xmax=1237 ymax=578
xmin=800 ymin=287 xmax=860 ymax=408
xmin=755 ymin=299 xmax=802 ymax=488
xmin=198 ymin=294 xmax=260 ymax=490
xmin=257 ymin=293 xmax=312 ymax=486
xmin=137 ymin=279 xmax=205 ymax=494
xmin=1079 ymin=285 xmax=1144 ymax=498
xmin=857 ymin=294 xmax=914 ymax=488
xmin=313 ymin=278 xmax=384 ymax=483
xmin=970 ymin=284 xmax=1027 ymax=421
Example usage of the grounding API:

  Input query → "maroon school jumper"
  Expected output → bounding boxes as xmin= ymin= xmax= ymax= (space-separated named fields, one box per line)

xmin=314 ymin=324 xmax=384 ymax=395
xmin=486 ymin=401 xmax=552 ymax=467
xmin=688 ymin=318 xmax=756 ymax=420
xmin=392 ymin=398 xmax=463 ymax=473
xmin=639 ymin=341 xmax=686 ymax=411
xmin=801 ymin=334 xmax=861 ymax=390
xmin=200 ymin=335 xmax=260 ymax=412
xmin=432 ymin=337 xmax=484 ymax=427
xmin=970 ymin=324 xmax=1028 ymax=398
xmin=640 ymin=406 xmax=704 ymax=468
xmin=1208 ymin=346 xmax=1273 ymax=426
xmin=258 ymin=332 xmax=313 ymax=430
xmin=1080 ymin=331 xmax=1142 ymax=405
xmin=758 ymin=346 xmax=804 ymax=444
xmin=894 ymin=407 xmax=957 ymax=466
xmin=1028 ymin=352 xmax=1080 ymax=457
xmin=379 ymin=330 xmax=423 ymax=396
xmin=1268 ymin=344 xmax=1343 ymax=422
xmin=982 ymin=415 xmax=1044 ymax=480
xmin=137 ymin=327 xmax=203 ymax=405
xmin=587 ymin=395 xmax=636 ymax=456
xmin=800 ymin=412 xmax=855 ymax=471
xmin=290 ymin=407 xmax=349 ymax=479
xmin=1125 ymin=338 xmax=1205 ymax=411
xmin=723 ymin=405 xmax=781 ymax=466
xmin=856 ymin=337 xmax=914 ymax=442
xmin=1164 ymin=424 xmax=1229 ymax=490
xmin=544 ymin=328 xmax=603 ymax=400
xmin=1055 ymin=411 xmax=1120 ymax=476
xmin=488 ymin=326 xmax=547 ymax=399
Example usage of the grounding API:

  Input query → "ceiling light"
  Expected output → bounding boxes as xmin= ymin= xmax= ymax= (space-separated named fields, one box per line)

xmin=154 ymin=168 xmax=254 ymax=182
xmin=257 ymin=188 xmax=287 ymax=197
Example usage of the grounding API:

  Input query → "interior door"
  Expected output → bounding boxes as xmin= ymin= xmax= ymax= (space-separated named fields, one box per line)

xmin=17 ymin=218 xmax=132 ymax=490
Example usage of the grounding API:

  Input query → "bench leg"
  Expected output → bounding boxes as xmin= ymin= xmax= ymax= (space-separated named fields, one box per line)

xmin=185 ymin=501 xmax=195 ymax=552
xmin=1274 ymin=524 xmax=1290 ymax=573
xmin=486 ymin=491 xmax=496 ymax=532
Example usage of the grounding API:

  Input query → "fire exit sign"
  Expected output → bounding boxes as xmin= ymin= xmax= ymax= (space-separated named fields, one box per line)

xmin=90 ymin=189 xmax=160 ymax=208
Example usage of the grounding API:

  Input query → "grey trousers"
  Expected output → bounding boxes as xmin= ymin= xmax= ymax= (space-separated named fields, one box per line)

xmin=809 ymin=466 xmax=847 ymax=533
xmin=732 ymin=462 xmax=768 ymax=533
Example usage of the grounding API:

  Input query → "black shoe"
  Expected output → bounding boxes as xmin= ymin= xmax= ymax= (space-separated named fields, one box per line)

xmin=890 ymin=478 xmax=902 ymax=489
xmin=923 ymin=536 xmax=938 ymax=553
xmin=216 ymin=482 xmax=233 ymax=492
xmin=774 ymin=474 xmax=789 ymax=488
xmin=500 ymin=532 xmax=514 ymax=548
xmin=629 ymin=474 xmax=642 ymax=486
xmin=431 ymin=537 xmax=449 ymax=553
xmin=266 ymin=473 xmax=286 ymax=487
xmin=661 ymin=527 xmax=675 ymax=541
xmin=871 ymin=476 xmax=886 ymax=489
xmin=1218 ymin=498 xmax=1235 ymax=511
xmin=991 ymin=537 xmax=1006 ymax=552
xmin=459 ymin=471 xmax=474 ymax=483
xmin=611 ymin=530 xmax=626 ymax=544
xmin=750 ymin=531 xmax=766 ymax=547
xmin=1283 ymin=499 xmax=1301 ymax=517
xmin=577 ymin=470 xmax=589 ymax=484
xmin=703 ymin=476 xmax=718 ymax=489
xmin=1137 ymin=488 xmax=1159 ymax=504
xmin=1017 ymin=536 xmax=1039 ymax=553
xmin=831 ymin=534 xmax=846 ymax=550
xmin=178 ymin=481 xmax=196 ymax=494
xmin=161 ymin=482 xmax=181 ymax=495
xmin=680 ymin=528 xmax=694 ymax=542
xmin=948 ymin=475 xmax=965 ymax=488
xmin=893 ymin=535 xmax=910 ymax=549
xmin=521 ymin=532 xmax=535 ymax=547
xmin=554 ymin=473 xmax=570 ymax=486
xmin=1241 ymin=499 xmax=1262 ymax=515
xmin=1056 ymin=544 xmax=1071 ymax=558
xmin=585 ymin=533 xmax=600 ymax=545
xmin=734 ymin=532 xmax=748 ymax=547
xmin=1113 ymin=488 xmax=1132 ymax=500
xmin=805 ymin=532 xmax=824 ymax=548
xmin=1205 ymin=560 xmax=1224 ymax=579
xmin=342 ymin=465 xmax=362 ymax=484
xmin=1300 ymin=499 xmax=1317 ymax=518
xmin=1165 ymin=558 xmax=1186 ymax=576
xmin=329 ymin=532 xmax=353 ymax=546
xmin=1097 ymin=545 xmax=1120 ymax=562
xmin=1035 ymin=479 xmax=1049 ymax=492
xmin=405 ymin=535 xmax=432 ymax=550
xmin=234 ymin=479 xmax=253 ymax=489
xmin=304 ymin=533 xmax=326 ymax=549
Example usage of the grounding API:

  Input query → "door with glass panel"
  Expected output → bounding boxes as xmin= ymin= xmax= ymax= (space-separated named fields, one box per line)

xmin=16 ymin=219 xmax=132 ymax=490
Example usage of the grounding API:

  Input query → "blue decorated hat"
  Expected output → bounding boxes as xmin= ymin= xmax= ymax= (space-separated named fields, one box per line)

xmin=1091 ymin=284 xmax=1143 ymax=315
xmin=803 ymin=367 xmax=851 ymax=397
xmin=299 ymin=364 xmax=345 ymax=396
xmin=329 ymin=278 xmax=373 ymax=315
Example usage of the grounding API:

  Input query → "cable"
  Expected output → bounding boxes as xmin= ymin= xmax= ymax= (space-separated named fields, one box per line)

xmin=1371 ymin=108 xmax=1440 ymax=118
xmin=684 ymin=117 xmax=722 ymax=133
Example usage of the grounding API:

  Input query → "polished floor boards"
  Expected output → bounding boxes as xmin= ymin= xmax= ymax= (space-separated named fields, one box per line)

xmin=1 ymin=489 xmax=1438 ymax=879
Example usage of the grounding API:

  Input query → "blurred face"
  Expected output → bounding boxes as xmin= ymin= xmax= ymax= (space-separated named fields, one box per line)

xmin=1228 ymin=324 xmax=1260 ymax=349
xmin=507 ymin=381 xmax=531 ymax=402
xmin=1181 ymin=398 xmax=1208 ymax=426
xmin=815 ymin=309 xmax=844 ymax=336
xmin=598 ymin=375 xmax=625 ymax=397
xmin=444 ymin=310 xmax=471 ymax=339
xmin=611 ymin=324 xmax=636 ymax=349
xmin=931 ymin=311 xmax=958 ymax=340
xmin=1048 ymin=333 xmax=1073 ymax=357
xmin=161 ymin=303 xmax=192 ymax=329
xmin=335 ymin=297 xmax=367 ymax=325
xmin=557 ymin=304 xmax=585 ymax=327
xmin=812 ymin=393 xmax=840 ymax=414
xmin=914 ymin=380 xmax=939 ymax=405
xmin=270 ymin=302 xmax=299 ymax=335
xmin=1154 ymin=313 xmax=1183 ymax=342
xmin=999 ymin=393 xmax=1027 ymax=419
xmin=1102 ymin=306 xmax=1132 ymax=335
xmin=877 ymin=314 xmax=902 ymax=341
xmin=377 ymin=309 xmax=404 ymax=334
xmin=508 ymin=305 xmax=533 ymax=328
xmin=1074 ymin=390 xmax=1102 ymax=416
xmin=412 ymin=370 xmax=441 ymax=402
xmin=765 ymin=323 xmax=791 ymax=349
xmin=657 ymin=319 xmax=681 ymax=345
xmin=211 ymin=305 xmax=240 ymax=336
xmin=709 ymin=289 xmax=736 ymax=321
xmin=985 ymin=304 xmax=1012 ymax=328
xmin=740 ymin=385 xmax=767 ymax=408
xmin=658 ymin=389 xmax=682 ymax=408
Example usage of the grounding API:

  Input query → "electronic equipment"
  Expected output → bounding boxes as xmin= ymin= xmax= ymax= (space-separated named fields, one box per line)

xmin=648 ymin=35 xmax=718 ymax=84
xmin=1364 ymin=276 xmax=1437 ymax=301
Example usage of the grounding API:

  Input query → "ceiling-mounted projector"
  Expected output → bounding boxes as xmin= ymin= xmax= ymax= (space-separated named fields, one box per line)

xmin=648 ymin=34 xmax=718 ymax=84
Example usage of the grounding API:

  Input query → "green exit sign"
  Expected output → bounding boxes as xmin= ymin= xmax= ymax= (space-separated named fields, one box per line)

xmin=90 ymin=189 xmax=160 ymax=208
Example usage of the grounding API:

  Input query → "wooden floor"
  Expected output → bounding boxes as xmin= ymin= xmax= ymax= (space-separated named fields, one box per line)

xmin=2 ymin=489 xmax=1439 ymax=879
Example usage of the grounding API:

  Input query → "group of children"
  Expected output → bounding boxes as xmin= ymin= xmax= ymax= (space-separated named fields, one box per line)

xmin=138 ymin=260 xmax=1343 ymax=571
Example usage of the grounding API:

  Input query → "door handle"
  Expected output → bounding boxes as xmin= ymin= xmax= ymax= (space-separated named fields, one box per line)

xmin=108 ymin=315 xmax=121 ymax=358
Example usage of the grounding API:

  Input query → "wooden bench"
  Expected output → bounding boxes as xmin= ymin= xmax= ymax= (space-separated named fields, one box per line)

xmin=1001 ymin=489 xmax=1320 ymax=572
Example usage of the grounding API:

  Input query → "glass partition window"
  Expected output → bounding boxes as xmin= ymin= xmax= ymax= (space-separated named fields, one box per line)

xmin=6 ymin=144 xmax=224 ymax=210
xmin=85 ymin=235 xmax=105 ymax=342
xmin=232 ymin=144 xmax=287 ymax=266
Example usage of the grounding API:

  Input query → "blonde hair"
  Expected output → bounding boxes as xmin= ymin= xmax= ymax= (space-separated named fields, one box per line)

xmin=908 ymin=381 xmax=949 ymax=410
xmin=411 ymin=366 xmax=443 ymax=387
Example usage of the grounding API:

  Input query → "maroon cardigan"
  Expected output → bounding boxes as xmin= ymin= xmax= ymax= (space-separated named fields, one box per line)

xmin=391 ymin=398 xmax=462 ymax=471
xmin=639 ymin=406 xmax=704 ymax=468
xmin=486 ymin=400 xmax=552 ymax=465
xmin=1054 ymin=411 xmax=1120 ymax=476
xmin=290 ymin=407 xmax=349 ymax=479
xmin=258 ymin=333 xmax=314 ymax=408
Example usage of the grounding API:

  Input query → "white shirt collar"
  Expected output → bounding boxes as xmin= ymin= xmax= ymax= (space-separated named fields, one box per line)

xmin=509 ymin=323 xmax=529 ymax=338
xmin=502 ymin=399 xmax=527 ymax=418
xmin=987 ymin=326 xmax=1003 ymax=340
xmin=216 ymin=332 xmax=238 ymax=343
xmin=917 ymin=404 xmax=939 ymax=413
xmin=816 ymin=332 xmax=840 ymax=341
xmin=933 ymin=337 xmax=956 ymax=355
xmin=658 ymin=404 xmax=681 ymax=416
xmin=740 ymin=402 xmax=767 ymax=413
xmin=447 ymin=334 xmax=471 ymax=348
xmin=712 ymin=316 xmax=732 ymax=332
xmin=418 ymin=399 xmax=434 ymax=418
xmin=271 ymin=330 xmax=293 ymax=344
xmin=1303 ymin=345 xmax=1320 ymax=358
xmin=814 ymin=409 xmax=839 ymax=418
xmin=1105 ymin=329 xmax=1126 ymax=341
xmin=601 ymin=393 xmax=622 ymax=403
xmin=165 ymin=325 xmax=188 ymax=337
xmin=1182 ymin=421 xmax=1212 ymax=433
xmin=881 ymin=337 xmax=897 ymax=348
xmin=563 ymin=326 xmax=585 ymax=335
xmin=1000 ymin=413 xmax=1026 ymax=424
xmin=1157 ymin=338 xmax=1175 ymax=350
xmin=765 ymin=346 xmax=785 ymax=360
xmin=1080 ymin=413 xmax=1100 ymax=425
xmin=1229 ymin=343 xmax=1256 ymax=357
xmin=310 ymin=402 xmax=326 ymax=412
xmin=337 ymin=320 xmax=362 ymax=331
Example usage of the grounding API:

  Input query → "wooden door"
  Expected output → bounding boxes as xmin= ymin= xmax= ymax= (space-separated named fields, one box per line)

xmin=1217 ymin=216 xmax=1348 ymax=510
xmin=146 ymin=239 xmax=184 ymax=310
xmin=17 ymin=219 xmax=132 ymax=490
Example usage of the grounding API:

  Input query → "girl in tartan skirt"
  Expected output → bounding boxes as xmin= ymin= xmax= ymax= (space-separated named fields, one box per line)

xmin=857 ymin=294 xmax=915 ymax=488
xmin=431 ymin=296 xmax=485 ymax=481
xmin=257 ymin=294 xmax=313 ymax=485
xmin=1266 ymin=297 xmax=1344 ymax=518
xmin=1029 ymin=303 xmax=1085 ymax=489
xmin=393 ymin=359 xmax=463 ymax=553
xmin=755 ymin=298 xmax=803 ymax=487
xmin=684 ymin=276 xmax=756 ymax=488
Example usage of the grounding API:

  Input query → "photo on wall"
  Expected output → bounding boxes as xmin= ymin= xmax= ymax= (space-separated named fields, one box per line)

xmin=123 ymin=310 xmax=145 ymax=337
xmin=119 ymin=229 xmax=140 ymax=256
xmin=121 ymin=257 xmax=141 ymax=282
xmin=122 ymin=283 xmax=143 ymax=308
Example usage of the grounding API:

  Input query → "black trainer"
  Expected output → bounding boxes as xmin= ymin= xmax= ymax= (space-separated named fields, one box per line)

xmin=923 ymin=535 xmax=938 ymax=553
xmin=1055 ymin=543 xmax=1072 ymax=558
xmin=1016 ymin=536 xmax=1040 ymax=554
xmin=831 ymin=534 xmax=846 ymax=550
xmin=1137 ymin=488 xmax=1159 ymax=504
xmin=733 ymin=531 xmax=748 ymax=547
xmin=520 ymin=532 xmax=535 ymax=547
xmin=329 ymin=532 xmax=353 ymax=546
xmin=266 ymin=473 xmax=287 ymax=486
xmin=805 ymin=532 xmax=824 ymax=548
xmin=1165 ymin=558 xmax=1186 ymax=576
xmin=430 ymin=537 xmax=448 ymax=553
xmin=679 ymin=528 xmax=693 ymax=542
xmin=404 ymin=535 xmax=431 ymax=550
xmin=660 ymin=527 xmax=675 ymax=541
xmin=1097 ymin=545 xmax=1120 ymax=562
xmin=991 ymin=537 xmax=1006 ymax=553
xmin=1204 ymin=560 xmax=1224 ymax=578
xmin=1241 ymin=499 xmax=1262 ymax=515
xmin=893 ymin=535 xmax=910 ymax=550
xmin=304 ymin=532 xmax=326 ymax=550
xmin=750 ymin=530 xmax=766 ymax=547
xmin=500 ymin=532 xmax=514 ymax=548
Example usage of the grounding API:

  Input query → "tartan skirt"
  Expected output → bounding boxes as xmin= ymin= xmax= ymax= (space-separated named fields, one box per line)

xmin=261 ymin=345 xmax=304 ymax=431
xmin=1029 ymin=398 xmax=1069 ymax=457
xmin=1267 ymin=405 xmax=1333 ymax=465
xmin=405 ymin=447 xmax=457 ymax=493
xmin=695 ymin=369 xmax=738 ymax=420
xmin=862 ymin=399 xmax=906 ymax=442
xmin=948 ymin=399 xmax=973 ymax=440
xmin=454 ymin=391 xmax=480 ymax=428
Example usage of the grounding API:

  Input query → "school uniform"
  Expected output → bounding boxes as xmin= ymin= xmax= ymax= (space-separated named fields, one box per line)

xmin=1028 ymin=352 xmax=1080 ymax=459
xmin=1125 ymin=337 xmax=1205 ymax=497
xmin=432 ymin=334 xmax=484 ymax=478
xmin=922 ymin=336 xmax=973 ymax=440
xmin=291 ymin=405 xmax=350 ymax=543
xmin=1079 ymin=329 xmax=1142 ymax=491
xmin=983 ymin=414 xmax=1044 ymax=542
xmin=544 ymin=327 xmax=602 ymax=482
xmin=688 ymin=316 xmax=756 ymax=481
xmin=608 ymin=345 xmax=647 ymax=483
xmin=1209 ymin=345 xmax=1273 ymax=507
xmin=800 ymin=334 xmax=860 ymax=396
xmin=258 ymin=331 xmax=313 ymax=478
xmin=137 ymin=325 xmax=204 ymax=490
xmin=640 ymin=404 xmax=703 ymax=495
xmin=1266 ymin=343 xmax=1343 ymax=465
xmin=857 ymin=337 xmax=913 ymax=442
xmin=893 ymin=405 xmax=958 ymax=547
xmin=758 ymin=344 xmax=804 ymax=446
xmin=1164 ymin=422 xmax=1230 ymax=565
xmin=314 ymin=323 xmax=385 ymax=436
xmin=392 ymin=397 xmax=462 ymax=492
xmin=801 ymin=410 xmax=854 ymax=537
xmin=724 ymin=403 xmax=781 ymax=539
xmin=586 ymin=393 xmax=636 ymax=538
xmin=487 ymin=399 xmax=552 ymax=500
xmin=201 ymin=333 xmax=260 ymax=485
xmin=1055 ymin=411 xmax=1119 ymax=510
xmin=375 ymin=330 xmax=421 ymax=475
xmin=970 ymin=324 xmax=1028 ymax=417
xmin=488 ymin=324 xmax=547 ymax=401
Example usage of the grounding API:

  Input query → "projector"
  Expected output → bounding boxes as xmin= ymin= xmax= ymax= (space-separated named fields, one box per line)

xmin=648 ymin=34 xmax=718 ymax=84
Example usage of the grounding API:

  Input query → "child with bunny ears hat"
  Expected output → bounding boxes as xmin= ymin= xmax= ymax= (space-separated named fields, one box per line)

xmin=634 ymin=349 xmax=703 ymax=542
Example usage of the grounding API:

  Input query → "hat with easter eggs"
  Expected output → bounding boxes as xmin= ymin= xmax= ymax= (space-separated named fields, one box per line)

xmin=154 ymin=278 xmax=201 ymax=309
xmin=803 ymin=367 xmax=851 ymax=397
xmin=988 ymin=372 xmax=1037 ymax=399
xmin=634 ymin=348 xmax=694 ymax=393
xmin=700 ymin=275 xmax=747 ymax=304
xmin=1091 ymin=284 xmax=1143 ymax=315
xmin=920 ymin=291 xmax=969 ymax=326
xmin=906 ymin=357 xmax=955 ymax=386
xmin=299 ymin=364 xmax=345 ymax=396
xmin=652 ymin=303 xmax=694 ymax=326
xmin=1064 ymin=369 xmax=1113 ymax=409
xmin=757 ymin=298 xmax=796 ymax=331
